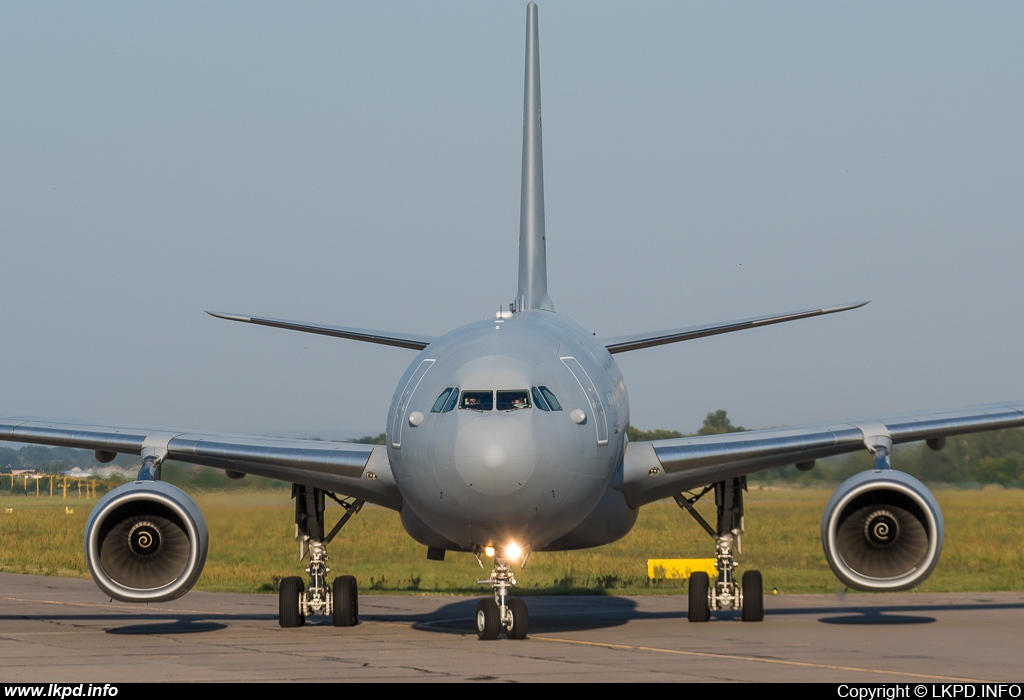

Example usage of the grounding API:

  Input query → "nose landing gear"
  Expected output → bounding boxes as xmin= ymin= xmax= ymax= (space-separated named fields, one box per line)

xmin=475 ymin=552 xmax=529 ymax=639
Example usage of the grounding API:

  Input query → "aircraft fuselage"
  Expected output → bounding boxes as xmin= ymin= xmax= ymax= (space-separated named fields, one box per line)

xmin=387 ymin=310 xmax=632 ymax=554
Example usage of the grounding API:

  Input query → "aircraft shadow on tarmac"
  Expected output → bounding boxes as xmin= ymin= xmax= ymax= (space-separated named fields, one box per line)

xmin=769 ymin=600 xmax=1024 ymax=626
xmin=406 ymin=596 xmax=651 ymax=635
xmin=5 ymin=596 xmax=1024 ymax=635
xmin=106 ymin=619 xmax=230 ymax=634
xmin=0 ymin=610 xmax=272 ymax=635
xmin=373 ymin=597 xmax=1024 ymax=633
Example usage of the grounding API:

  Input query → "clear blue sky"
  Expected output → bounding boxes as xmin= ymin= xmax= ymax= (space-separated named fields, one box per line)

xmin=2 ymin=2 xmax=1023 ymax=439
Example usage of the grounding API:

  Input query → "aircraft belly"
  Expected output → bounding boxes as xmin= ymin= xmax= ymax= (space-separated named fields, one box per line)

xmin=541 ymin=484 xmax=639 ymax=551
xmin=400 ymin=449 xmax=613 ymax=549
xmin=399 ymin=505 xmax=467 ymax=551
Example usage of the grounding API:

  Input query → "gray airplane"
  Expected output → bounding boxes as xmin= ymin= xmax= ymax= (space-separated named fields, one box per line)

xmin=3 ymin=2 xmax=1022 ymax=639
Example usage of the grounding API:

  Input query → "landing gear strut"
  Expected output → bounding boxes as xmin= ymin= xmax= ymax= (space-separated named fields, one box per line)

xmin=675 ymin=476 xmax=764 ymax=622
xmin=279 ymin=484 xmax=364 ymax=628
xmin=475 ymin=551 xmax=529 ymax=639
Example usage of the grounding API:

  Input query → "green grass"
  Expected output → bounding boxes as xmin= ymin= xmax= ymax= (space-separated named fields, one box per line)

xmin=2 ymin=487 xmax=1021 ymax=595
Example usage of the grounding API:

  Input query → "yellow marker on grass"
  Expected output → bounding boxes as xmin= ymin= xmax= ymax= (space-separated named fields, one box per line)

xmin=648 ymin=558 xmax=718 ymax=580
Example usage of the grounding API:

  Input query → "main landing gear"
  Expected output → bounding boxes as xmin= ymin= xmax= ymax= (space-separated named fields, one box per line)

xmin=475 ymin=549 xmax=529 ymax=640
xmin=279 ymin=484 xmax=364 ymax=628
xmin=674 ymin=476 xmax=764 ymax=622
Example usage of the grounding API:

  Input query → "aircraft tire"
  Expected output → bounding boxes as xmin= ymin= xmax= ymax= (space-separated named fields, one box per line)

xmin=507 ymin=598 xmax=529 ymax=639
xmin=688 ymin=571 xmax=710 ymax=622
xmin=476 ymin=599 xmax=501 ymax=640
xmin=279 ymin=576 xmax=305 ymax=628
xmin=332 ymin=575 xmax=358 ymax=627
xmin=742 ymin=570 xmax=764 ymax=622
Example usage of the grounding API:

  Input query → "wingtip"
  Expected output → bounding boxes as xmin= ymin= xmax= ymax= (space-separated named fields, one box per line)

xmin=825 ymin=301 xmax=870 ymax=313
xmin=206 ymin=310 xmax=250 ymax=322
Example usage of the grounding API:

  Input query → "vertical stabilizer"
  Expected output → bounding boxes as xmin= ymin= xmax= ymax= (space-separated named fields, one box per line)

xmin=516 ymin=2 xmax=554 ymax=312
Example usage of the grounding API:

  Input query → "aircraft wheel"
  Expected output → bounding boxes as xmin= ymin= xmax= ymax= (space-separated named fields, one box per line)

xmin=279 ymin=576 xmax=305 ymax=628
xmin=742 ymin=570 xmax=764 ymax=622
xmin=332 ymin=575 xmax=358 ymax=627
xmin=688 ymin=571 xmax=710 ymax=622
xmin=476 ymin=599 xmax=501 ymax=640
xmin=507 ymin=598 xmax=529 ymax=640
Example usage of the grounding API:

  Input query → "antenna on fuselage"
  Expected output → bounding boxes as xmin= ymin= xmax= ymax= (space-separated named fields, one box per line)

xmin=516 ymin=2 xmax=554 ymax=312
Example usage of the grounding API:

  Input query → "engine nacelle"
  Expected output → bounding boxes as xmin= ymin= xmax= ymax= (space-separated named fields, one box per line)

xmin=85 ymin=480 xmax=208 ymax=602
xmin=821 ymin=469 xmax=943 ymax=591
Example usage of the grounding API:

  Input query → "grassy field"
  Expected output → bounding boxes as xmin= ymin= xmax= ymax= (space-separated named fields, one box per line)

xmin=2 ymin=487 xmax=1022 ymax=595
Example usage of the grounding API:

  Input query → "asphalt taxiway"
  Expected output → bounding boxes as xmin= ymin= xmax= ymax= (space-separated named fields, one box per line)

xmin=1 ymin=573 xmax=1021 ymax=682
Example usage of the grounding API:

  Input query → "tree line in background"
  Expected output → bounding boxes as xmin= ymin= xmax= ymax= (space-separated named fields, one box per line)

xmin=3 ymin=412 xmax=1022 ymax=489
xmin=0 ymin=445 xmax=136 ymax=473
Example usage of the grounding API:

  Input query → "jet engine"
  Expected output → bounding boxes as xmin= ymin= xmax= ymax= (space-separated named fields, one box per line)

xmin=821 ymin=469 xmax=943 ymax=591
xmin=85 ymin=480 xmax=208 ymax=602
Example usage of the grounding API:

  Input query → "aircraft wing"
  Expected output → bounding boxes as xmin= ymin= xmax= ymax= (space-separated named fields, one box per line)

xmin=0 ymin=417 xmax=401 ymax=510
xmin=207 ymin=311 xmax=436 ymax=350
xmin=617 ymin=401 xmax=1024 ymax=508
xmin=601 ymin=302 xmax=868 ymax=354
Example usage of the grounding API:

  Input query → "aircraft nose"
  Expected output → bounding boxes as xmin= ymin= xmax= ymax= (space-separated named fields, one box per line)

xmin=454 ymin=414 xmax=536 ymax=496
xmin=481 ymin=443 xmax=506 ymax=470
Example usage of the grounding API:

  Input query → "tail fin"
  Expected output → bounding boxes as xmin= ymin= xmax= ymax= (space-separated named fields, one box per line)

xmin=516 ymin=2 xmax=554 ymax=312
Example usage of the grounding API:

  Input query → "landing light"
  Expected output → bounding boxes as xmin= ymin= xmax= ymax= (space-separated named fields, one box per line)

xmin=504 ymin=542 xmax=523 ymax=562
xmin=484 ymin=545 xmax=495 ymax=557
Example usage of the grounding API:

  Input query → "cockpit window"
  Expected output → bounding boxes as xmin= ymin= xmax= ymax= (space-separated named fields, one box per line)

xmin=441 ymin=387 xmax=459 ymax=412
xmin=532 ymin=387 xmax=550 ymax=411
xmin=539 ymin=386 xmax=562 ymax=411
xmin=496 ymin=390 xmax=531 ymax=411
xmin=460 ymin=390 xmax=493 ymax=411
xmin=431 ymin=387 xmax=455 ymax=413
